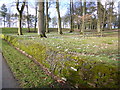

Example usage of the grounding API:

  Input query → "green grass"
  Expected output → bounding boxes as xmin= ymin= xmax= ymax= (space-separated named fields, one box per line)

xmin=1 ymin=28 xmax=119 ymax=88
xmin=2 ymin=40 xmax=60 ymax=88
xmin=14 ymin=34 xmax=118 ymax=62
xmin=1 ymin=28 xmax=35 ymax=34
xmin=1 ymin=27 xmax=71 ymax=34
xmin=1 ymin=27 xmax=118 ymax=63
xmin=1 ymin=27 xmax=118 ymax=38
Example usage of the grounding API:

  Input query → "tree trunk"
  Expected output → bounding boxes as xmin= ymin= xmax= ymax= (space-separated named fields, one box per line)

xmin=70 ymin=0 xmax=74 ymax=33
xmin=97 ymin=0 xmax=101 ymax=33
xmin=63 ymin=22 xmax=65 ymax=28
xmin=97 ymin=19 xmax=101 ymax=32
xmin=8 ymin=13 xmax=11 ymax=27
xmin=109 ymin=1 xmax=114 ymax=30
xmin=56 ymin=0 xmax=62 ymax=34
xmin=26 ymin=3 xmax=30 ymax=32
xmin=118 ymin=1 xmax=120 ymax=29
xmin=4 ymin=17 xmax=5 ymax=27
xmin=38 ymin=1 xmax=47 ymax=38
xmin=16 ymin=0 xmax=26 ymax=35
xmin=46 ymin=0 xmax=49 ymax=33
xmin=8 ymin=19 xmax=11 ymax=27
xmin=79 ymin=0 xmax=82 ymax=31
xmin=118 ymin=15 xmax=120 ymax=29
xmin=34 ymin=3 xmax=37 ymax=32
xmin=81 ymin=0 xmax=86 ymax=34
xmin=102 ymin=2 xmax=107 ymax=31
xmin=18 ymin=13 xmax=23 ymax=35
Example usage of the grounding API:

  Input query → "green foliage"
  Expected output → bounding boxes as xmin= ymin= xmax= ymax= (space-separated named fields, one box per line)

xmin=0 ymin=4 xmax=7 ymax=17
xmin=2 ymin=35 xmax=119 ymax=88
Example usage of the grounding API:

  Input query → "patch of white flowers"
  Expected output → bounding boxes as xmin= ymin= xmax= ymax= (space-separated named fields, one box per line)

xmin=65 ymin=49 xmax=68 ymax=51
xmin=57 ymin=46 xmax=61 ymax=48
xmin=93 ymin=45 xmax=97 ymax=47
xmin=61 ymin=77 xmax=67 ymax=81
xmin=77 ymin=48 xmax=81 ymax=49
xmin=71 ymin=67 xmax=77 ymax=71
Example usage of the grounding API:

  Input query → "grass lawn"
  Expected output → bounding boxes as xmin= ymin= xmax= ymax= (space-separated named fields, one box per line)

xmin=2 ymin=40 xmax=60 ymax=88
xmin=10 ymin=32 xmax=118 ymax=63
xmin=1 ymin=28 xmax=119 ymax=88
xmin=1 ymin=27 xmax=118 ymax=64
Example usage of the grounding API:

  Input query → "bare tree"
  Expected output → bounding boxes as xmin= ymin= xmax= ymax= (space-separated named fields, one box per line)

xmin=45 ymin=0 xmax=49 ymax=33
xmin=97 ymin=0 xmax=101 ymax=33
xmin=118 ymin=1 xmax=120 ymax=29
xmin=34 ymin=2 xmax=38 ymax=32
xmin=81 ymin=0 xmax=86 ymax=34
xmin=56 ymin=0 xmax=62 ymax=34
xmin=69 ymin=0 xmax=74 ymax=33
xmin=108 ymin=0 xmax=114 ymax=30
xmin=38 ymin=0 xmax=47 ymax=37
xmin=16 ymin=0 xmax=26 ymax=35
xmin=102 ymin=1 xmax=107 ymax=31
xmin=26 ymin=1 xmax=30 ymax=32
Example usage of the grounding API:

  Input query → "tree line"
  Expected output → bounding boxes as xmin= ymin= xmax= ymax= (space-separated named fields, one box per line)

xmin=0 ymin=0 xmax=120 ymax=37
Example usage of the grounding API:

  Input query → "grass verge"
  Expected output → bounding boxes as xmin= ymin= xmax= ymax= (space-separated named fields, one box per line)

xmin=2 ymin=40 xmax=60 ymax=88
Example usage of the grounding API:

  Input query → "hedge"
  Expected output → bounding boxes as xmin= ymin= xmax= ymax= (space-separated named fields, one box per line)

xmin=2 ymin=34 xmax=119 ymax=88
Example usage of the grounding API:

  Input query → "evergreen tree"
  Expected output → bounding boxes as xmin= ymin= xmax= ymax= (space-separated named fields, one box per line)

xmin=1 ymin=4 xmax=7 ymax=27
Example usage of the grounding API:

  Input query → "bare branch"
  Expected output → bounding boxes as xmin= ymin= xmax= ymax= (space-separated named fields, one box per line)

xmin=21 ymin=0 xmax=26 ymax=11
xmin=16 ymin=0 xmax=20 ymax=12
xmin=16 ymin=0 xmax=26 ymax=12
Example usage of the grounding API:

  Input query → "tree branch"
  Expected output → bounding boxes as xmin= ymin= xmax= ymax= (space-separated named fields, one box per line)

xmin=16 ymin=0 xmax=20 ymax=12
xmin=21 ymin=0 xmax=26 ymax=11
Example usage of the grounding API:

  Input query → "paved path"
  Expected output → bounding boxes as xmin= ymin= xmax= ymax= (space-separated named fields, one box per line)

xmin=0 ymin=53 xmax=2 ymax=89
xmin=0 ymin=53 xmax=20 ymax=88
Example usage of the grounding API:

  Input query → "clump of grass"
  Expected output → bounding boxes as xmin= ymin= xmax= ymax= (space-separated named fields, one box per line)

xmin=2 ymin=40 xmax=60 ymax=88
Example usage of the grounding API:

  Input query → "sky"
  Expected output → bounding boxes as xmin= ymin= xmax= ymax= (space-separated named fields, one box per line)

xmin=0 ymin=0 xmax=119 ymax=18
xmin=0 ymin=0 xmax=69 ymax=17
xmin=0 ymin=0 xmax=119 ymax=28
xmin=0 ymin=0 xmax=120 ymax=17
